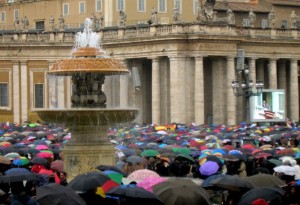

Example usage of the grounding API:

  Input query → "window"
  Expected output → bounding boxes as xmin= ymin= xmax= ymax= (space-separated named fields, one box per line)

xmin=296 ymin=21 xmax=300 ymax=29
xmin=262 ymin=19 xmax=268 ymax=29
xmin=194 ymin=0 xmax=199 ymax=15
xmin=174 ymin=0 xmax=181 ymax=13
xmin=117 ymin=0 xmax=125 ymax=11
xmin=79 ymin=1 xmax=85 ymax=14
xmin=34 ymin=84 xmax=44 ymax=108
xmin=242 ymin=18 xmax=250 ymax=27
xmin=35 ymin=21 xmax=44 ymax=30
xmin=1 ymin=11 xmax=5 ymax=22
xmin=96 ymin=0 xmax=102 ymax=12
xmin=14 ymin=9 xmax=19 ymax=21
xmin=281 ymin=20 xmax=288 ymax=29
xmin=158 ymin=0 xmax=166 ymax=13
xmin=137 ymin=0 xmax=145 ymax=12
xmin=0 ymin=83 xmax=8 ymax=107
xmin=63 ymin=3 xmax=69 ymax=16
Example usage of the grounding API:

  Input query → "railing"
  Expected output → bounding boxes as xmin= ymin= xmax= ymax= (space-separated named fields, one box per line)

xmin=0 ymin=23 xmax=299 ymax=44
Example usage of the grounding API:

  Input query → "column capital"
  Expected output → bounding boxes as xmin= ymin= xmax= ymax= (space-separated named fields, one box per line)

xmin=19 ymin=60 xmax=27 ymax=65
xmin=226 ymin=56 xmax=235 ymax=61
xmin=11 ymin=60 xmax=19 ymax=64
xmin=291 ymin=58 xmax=299 ymax=63
xmin=148 ymin=56 xmax=160 ymax=61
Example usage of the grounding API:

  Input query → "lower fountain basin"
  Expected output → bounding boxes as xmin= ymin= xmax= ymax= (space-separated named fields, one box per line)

xmin=35 ymin=108 xmax=139 ymax=125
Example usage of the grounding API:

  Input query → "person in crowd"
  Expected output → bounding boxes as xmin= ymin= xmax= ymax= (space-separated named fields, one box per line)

xmin=9 ymin=181 xmax=37 ymax=205
xmin=238 ymin=159 xmax=247 ymax=177
xmin=59 ymin=171 xmax=68 ymax=186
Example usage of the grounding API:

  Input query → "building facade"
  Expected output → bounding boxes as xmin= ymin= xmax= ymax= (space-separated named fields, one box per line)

xmin=0 ymin=0 xmax=300 ymax=125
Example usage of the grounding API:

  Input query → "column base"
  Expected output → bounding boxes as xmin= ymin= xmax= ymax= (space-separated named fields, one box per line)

xmin=62 ymin=143 xmax=115 ymax=181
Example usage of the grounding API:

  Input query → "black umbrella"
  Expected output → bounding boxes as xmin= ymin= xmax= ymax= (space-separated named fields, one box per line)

xmin=237 ymin=186 xmax=285 ymax=205
xmin=67 ymin=171 xmax=119 ymax=193
xmin=244 ymin=173 xmax=286 ymax=188
xmin=153 ymin=178 xmax=211 ymax=205
xmin=0 ymin=168 xmax=39 ymax=183
xmin=31 ymin=157 xmax=48 ymax=165
xmin=211 ymin=174 xmax=253 ymax=192
xmin=36 ymin=183 xmax=86 ymax=205
xmin=201 ymin=174 xmax=227 ymax=189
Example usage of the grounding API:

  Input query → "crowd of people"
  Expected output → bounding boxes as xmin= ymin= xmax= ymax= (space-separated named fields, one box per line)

xmin=0 ymin=121 xmax=299 ymax=204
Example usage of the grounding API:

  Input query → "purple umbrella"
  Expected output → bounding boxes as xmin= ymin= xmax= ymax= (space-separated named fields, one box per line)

xmin=199 ymin=161 xmax=219 ymax=176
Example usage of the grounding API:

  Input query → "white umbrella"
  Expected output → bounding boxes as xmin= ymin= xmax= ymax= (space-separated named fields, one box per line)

xmin=157 ymin=130 xmax=167 ymax=135
xmin=274 ymin=165 xmax=296 ymax=176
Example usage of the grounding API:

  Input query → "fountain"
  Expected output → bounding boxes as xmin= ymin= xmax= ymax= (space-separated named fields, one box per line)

xmin=36 ymin=18 xmax=138 ymax=179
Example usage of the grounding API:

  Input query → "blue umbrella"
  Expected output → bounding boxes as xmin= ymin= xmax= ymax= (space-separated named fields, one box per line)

xmin=202 ymin=174 xmax=226 ymax=188
xmin=199 ymin=161 xmax=219 ymax=176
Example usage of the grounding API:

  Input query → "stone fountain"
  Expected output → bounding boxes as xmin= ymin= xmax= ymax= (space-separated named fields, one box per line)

xmin=36 ymin=18 xmax=138 ymax=179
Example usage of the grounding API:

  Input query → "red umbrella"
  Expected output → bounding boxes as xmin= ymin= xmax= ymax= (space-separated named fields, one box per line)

xmin=37 ymin=152 xmax=54 ymax=158
xmin=242 ymin=144 xmax=255 ymax=149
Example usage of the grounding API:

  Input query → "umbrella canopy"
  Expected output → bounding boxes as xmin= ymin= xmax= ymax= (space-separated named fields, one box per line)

xmin=152 ymin=178 xmax=211 ymax=205
xmin=211 ymin=174 xmax=253 ymax=191
xmin=140 ymin=149 xmax=159 ymax=157
xmin=1 ymin=168 xmax=39 ymax=183
xmin=201 ymin=174 xmax=227 ymax=189
xmin=96 ymin=165 xmax=126 ymax=176
xmin=12 ymin=157 xmax=30 ymax=167
xmin=0 ymin=155 xmax=11 ymax=165
xmin=199 ymin=161 xmax=219 ymax=176
xmin=36 ymin=183 xmax=86 ymax=205
xmin=106 ymin=184 xmax=163 ymax=204
xmin=127 ymin=169 xmax=160 ymax=183
xmin=244 ymin=173 xmax=286 ymax=187
xmin=31 ymin=157 xmax=48 ymax=165
xmin=50 ymin=160 xmax=64 ymax=173
xmin=102 ymin=170 xmax=124 ymax=184
xmin=67 ymin=171 xmax=119 ymax=193
xmin=136 ymin=176 xmax=167 ymax=193
xmin=273 ymin=165 xmax=296 ymax=176
xmin=236 ymin=187 xmax=285 ymax=205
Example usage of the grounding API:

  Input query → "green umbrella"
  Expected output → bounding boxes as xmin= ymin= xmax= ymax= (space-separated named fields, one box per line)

xmin=140 ymin=149 xmax=159 ymax=157
xmin=171 ymin=147 xmax=191 ymax=155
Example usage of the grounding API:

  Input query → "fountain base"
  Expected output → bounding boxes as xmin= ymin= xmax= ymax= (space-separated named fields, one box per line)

xmin=63 ymin=143 xmax=115 ymax=180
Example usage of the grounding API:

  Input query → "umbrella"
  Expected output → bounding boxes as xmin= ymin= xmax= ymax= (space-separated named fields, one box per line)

xmin=201 ymin=174 xmax=227 ymax=188
xmin=4 ymin=152 xmax=20 ymax=160
xmin=140 ymin=149 xmax=159 ymax=157
xmin=36 ymin=183 xmax=86 ymax=205
xmin=102 ymin=170 xmax=124 ymax=184
xmin=12 ymin=157 xmax=30 ymax=166
xmin=268 ymin=158 xmax=283 ymax=166
xmin=31 ymin=157 xmax=48 ymax=165
xmin=1 ymin=168 xmax=39 ymax=183
xmin=236 ymin=187 xmax=285 ymax=205
xmin=50 ymin=160 xmax=64 ymax=173
xmin=107 ymin=184 xmax=163 ymax=204
xmin=211 ymin=174 xmax=253 ymax=191
xmin=175 ymin=153 xmax=194 ymax=164
xmin=136 ymin=176 xmax=167 ymax=193
xmin=96 ymin=165 xmax=126 ymax=176
xmin=127 ymin=169 xmax=160 ymax=183
xmin=244 ymin=173 xmax=286 ymax=187
xmin=37 ymin=151 xmax=54 ymax=158
xmin=35 ymin=144 xmax=49 ymax=150
xmin=273 ymin=165 xmax=296 ymax=176
xmin=152 ymin=178 xmax=211 ymax=205
xmin=199 ymin=161 xmax=219 ymax=176
xmin=0 ymin=155 xmax=11 ymax=165
xmin=67 ymin=171 xmax=119 ymax=193
xmin=126 ymin=156 xmax=144 ymax=165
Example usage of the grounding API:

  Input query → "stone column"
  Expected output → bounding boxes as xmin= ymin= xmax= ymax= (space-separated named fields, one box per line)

xmin=268 ymin=58 xmax=277 ymax=89
xmin=57 ymin=76 xmax=65 ymax=108
xmin=65 ymin=76 xmax=72 ymax=109
xmin=20 ymin=61 xmax=28 ymax=123
xmin=120 ymin=60 xmax=129 ymax=108
xmin=194 ymin=56 xmax=205 ymax=125
xmin=12 ymin=61 xmax=20 ymax=124
xmin=151 ymin=57 xmax=160 ymax=125
xmin=289 ymin=59 xmax=299 ymax=121
xmin=48 ymin=61 xmax=57 ymax=109
xmin=278 ymin=61 xmax=287 ymax=91
xmin=169 ymin=56 xmax=185 ymax=123
xmin=226 ymin=56 xmax=236 ymax=125
xmin=249 ymin=58 xmax=257 ymax=87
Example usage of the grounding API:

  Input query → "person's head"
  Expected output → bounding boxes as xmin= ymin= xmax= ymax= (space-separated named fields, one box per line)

xmin=59 ymin=171 xmax=67 ymax=180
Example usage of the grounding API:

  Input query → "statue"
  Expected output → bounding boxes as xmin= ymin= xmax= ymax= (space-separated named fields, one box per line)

xmin=14 ymin=17 xmax=20 ymax=31
xmin=58 ymin=15 xmax=65 ymax=31
xmin=21 ymin=16 xmax=29 ymax=32
xmin=97 ymin=12 xmax=104 ymax=30
xmin=172 ymin=6 xmax=180 ymax=23
xmin=227 ymin=7 xmax=235 ymax=25
xmin=290 ymin=10 xmax=298 ymax=29
xmin=196 ymin=5 xmax=206 ymax=22
xmin=268 ymin=8 xmax=275 ymax=28
xmin=149 ymin=8 xmax=158 ymax=25
xmin=49 ymin=15 xmax=55 ymax=31
xmin=119 ymin=10 xmax=127 ymax=27
xmin=90 ymin=13 xmax=97 ymax=31
xmin=203 ymin=0 xmax=216 ymax=21
xmin=249 ymin=9 xmax=256 ymax=27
